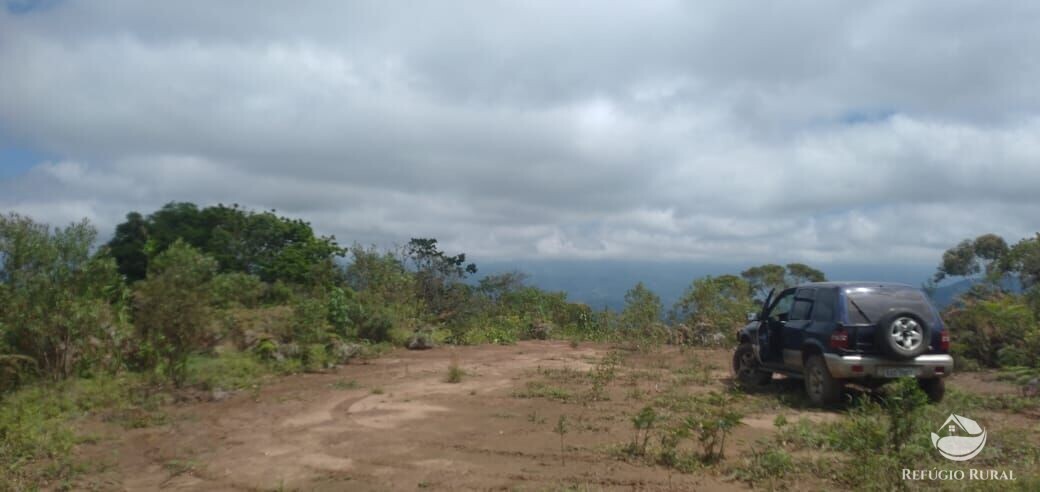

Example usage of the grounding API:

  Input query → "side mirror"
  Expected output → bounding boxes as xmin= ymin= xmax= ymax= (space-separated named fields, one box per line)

xmin=746 ymin=311 xmax=760 ymax=322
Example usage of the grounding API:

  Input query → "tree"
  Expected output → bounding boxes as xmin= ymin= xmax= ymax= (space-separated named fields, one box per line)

xmin=671 ymin=275 xmax=755 ymax=337
xmin=785 ymin=263 xmax=825 ymax=285
xmin=345 ymin=244 xmax=415 ymax=305
xmin=741 ymin=264 xmax=786 ymax=300
xmin=107 ymin=212 xmax=149 ymax=281
xmin=1000 ymin=234 xmax=1040 ymax=289
xmin=477 ymin=271 xmax=528 ymax=303
xmin=741 ymin=263 xmax=827 ymax=300
xmin=107 ymin=202 xmax=345 ymax=285
xmin=621 ymin=282 xmax=662 ymax=331
xmin=133 ymin=240 xmax=217 ymax=385
xmin=0 ymin=214 xmax=128 ymax=381
xmin=934 ymin=234 xmax=1009 ymax=283
xmin=403 ymin=238 xmax=477 ymax=319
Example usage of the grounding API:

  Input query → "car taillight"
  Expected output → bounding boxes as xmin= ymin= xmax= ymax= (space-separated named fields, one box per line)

xmin=830 ymin=328 xmax=849 ymax=350
xmin=939 ymin=329 xmax=950 ymax=352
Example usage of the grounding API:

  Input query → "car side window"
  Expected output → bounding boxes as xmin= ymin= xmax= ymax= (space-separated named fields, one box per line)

xmin=790 ymin=299 xmax=813 ymax=321
xmin=768 ymin=290 xmax=795 ymax=321
xmin=812 ymin=288 xmax=837 ymax=322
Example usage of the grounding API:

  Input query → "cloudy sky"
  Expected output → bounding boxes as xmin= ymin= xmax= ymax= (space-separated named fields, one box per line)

xmin=2 ymin=0 xmax=1039 ymax=268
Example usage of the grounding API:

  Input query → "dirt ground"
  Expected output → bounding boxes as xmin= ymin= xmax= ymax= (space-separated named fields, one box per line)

xmin=70 ymin=341 xmax=1028 ymax=491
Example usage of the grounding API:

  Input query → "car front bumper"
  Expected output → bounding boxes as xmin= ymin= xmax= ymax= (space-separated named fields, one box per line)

xmin=823 ymin=353 xmax=953 ymax=379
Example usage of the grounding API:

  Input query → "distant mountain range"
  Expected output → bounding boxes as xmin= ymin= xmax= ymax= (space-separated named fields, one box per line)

xmin=929 ymin=276 xmax=1023 ymax=309
xmin=474 ymin=259 xmax=941 ymax=312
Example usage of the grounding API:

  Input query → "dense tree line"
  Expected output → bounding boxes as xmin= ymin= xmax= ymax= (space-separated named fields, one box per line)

xmin=107 ymin=202 xmax=344 ymax=284
xmin=13 ymin=201 xmax=1034 ymax=395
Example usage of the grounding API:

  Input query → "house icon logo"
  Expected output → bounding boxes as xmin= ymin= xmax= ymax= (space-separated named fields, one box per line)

xmin=931 ymin=414 xmax=987 ymax=461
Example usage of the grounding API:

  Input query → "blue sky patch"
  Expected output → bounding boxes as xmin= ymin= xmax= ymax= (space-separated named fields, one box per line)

xmin=5 ymin=0 xmax=63 ymax=15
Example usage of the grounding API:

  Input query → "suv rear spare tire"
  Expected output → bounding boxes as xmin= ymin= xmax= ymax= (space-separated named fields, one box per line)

xmin=876 ymin=312 xmax=930 ymax=360
xmin=804 ymin=355 xmax=842 ymax=406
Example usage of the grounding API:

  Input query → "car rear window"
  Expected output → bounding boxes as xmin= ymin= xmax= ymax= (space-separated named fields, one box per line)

xmin=844 ymin=286 xmax=936 ymax=325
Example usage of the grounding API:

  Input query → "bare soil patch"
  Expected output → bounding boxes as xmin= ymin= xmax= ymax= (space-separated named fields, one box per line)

xmin=69 ymin=342 xmax=1036 ymax=491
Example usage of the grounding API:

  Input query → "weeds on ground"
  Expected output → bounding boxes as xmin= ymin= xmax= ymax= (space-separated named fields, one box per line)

xmin=585 ymin=351 xmax=621 ymax=402
xmin=330 ymin=379 xmax=360 ymax=390
xmin=554 ymin=415 xmax=569 ymax=465
xmin=731 ymin=440 xmax=794 ymax=485
xmin=446 ymin=354 xmax=464 ymax=384
xmin=186 ymin=352 xmax=268 ymax=390
xmin=613 ymin=391 xmax=746 ymax=472
xmin=527 ymin=410 xmax=547 ymax=424
xmin=0 ymin=374 xmax=164 ymax=489
xmin=514 ymin=381 xmax=572 ymax=402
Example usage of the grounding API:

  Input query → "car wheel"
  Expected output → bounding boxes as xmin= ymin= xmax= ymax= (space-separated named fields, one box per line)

xmin=732 ymin=343 xmax=771 ymax=388
xmin=804 ymin=355 xmax=842 ymax=406
xmin=918 ymin=378 xmax=945 ymax=403
xmin=876 ymin=312 xmax=930 ymax=360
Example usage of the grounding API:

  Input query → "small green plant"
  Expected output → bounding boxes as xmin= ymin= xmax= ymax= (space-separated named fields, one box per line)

xmin=371 ymin=387 xmax=384 ymax=395
xmin=554 ymin=415 xmax=569 ymax=465
xmin=527 ymin=410 xmax=546 ymax=424
xmin=513 ymin=381 xmax=572 ymax=402
xmin=881 ymin=377 xmax=928 ymax=451
xmin=684 ymin=392 xmax=744 ymax=463
xmin=734 ymin=442 xmax=794 ymax=484
xmin=656 ymin=424 xmax=691 ymax=469
xmin=331 ymin=379 xmax=359 ymax=390
xmin=445 ymin=353 xmax=464 ymax=383
xmin=301 ymin=343 xmax=330 ymax=372
xmin=627 ymin=406 xmax=657 ymax=457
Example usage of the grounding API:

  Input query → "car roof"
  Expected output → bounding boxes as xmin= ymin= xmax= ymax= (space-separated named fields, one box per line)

xmin=795 ymin=281 xmax=918 ymax=290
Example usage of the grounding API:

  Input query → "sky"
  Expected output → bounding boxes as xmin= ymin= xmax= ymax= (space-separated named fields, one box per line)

xmin=2 ymin=0 xmax=1040 ymax=274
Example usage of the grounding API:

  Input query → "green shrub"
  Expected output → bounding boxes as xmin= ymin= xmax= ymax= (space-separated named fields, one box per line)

xmin=302 ymin=343 xmax=330 ymax=372
xmin=253 ymin=338 xmax=278 ymax=361
xmin=186 ymin=352 xmax=265 ymax=390
xmin=356 ymin=308 xmax=393 ymax=343
xmin=290 ymin=297 xmax=332 ymax=344
xmin=880 ymin=378 xmax=929 ymax=451
xmin=133 ymin=240 xmax=217 ymax=386
xmin=0 ymin=214 xmax=130 ymax=383
xmin=210 ymin=273 xmax=264 ymax=309
xmin=734 ymin=444 xmax=794 ymax=483
xmin=326 ymin=286 xmax=353 ymax=336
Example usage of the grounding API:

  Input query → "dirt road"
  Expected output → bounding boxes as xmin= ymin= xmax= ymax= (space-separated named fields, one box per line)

xmin=71 ymin=341 xmax=1025 ymax=491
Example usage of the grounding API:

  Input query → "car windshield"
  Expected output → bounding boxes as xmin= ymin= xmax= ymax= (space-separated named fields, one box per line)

xmin=845 ymin=286 xmax=937 ymax=325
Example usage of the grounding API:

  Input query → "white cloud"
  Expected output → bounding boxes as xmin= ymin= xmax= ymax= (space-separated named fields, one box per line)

xmin=2 ymin=1 xmax=1040 ymax=267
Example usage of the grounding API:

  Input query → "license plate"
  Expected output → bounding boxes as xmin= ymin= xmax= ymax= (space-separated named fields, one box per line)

xmin=881 ymin=366 xmax=919 ymax=378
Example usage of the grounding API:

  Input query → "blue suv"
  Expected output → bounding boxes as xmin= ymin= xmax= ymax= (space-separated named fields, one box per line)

xmin=733 ymin=282 xmax=952 ymax=406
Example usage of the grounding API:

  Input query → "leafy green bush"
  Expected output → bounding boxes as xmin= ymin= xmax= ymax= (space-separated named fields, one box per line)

xmin=944 ymin=294 xmax=1037 ymax=368
xmin=186 ymin=352 xmax=266 ymax=390
xmin=290 ymin=296 xmax=332 ymax=344
xmin=0 ymin=214 xmax=130 ymax=383
xmin=210 ymin=272 xmax=264 ymax=308
xmin=355 ymin=307 xmax=393 ymax=343
xmin=133 ymin=240 xmax=218 ymax=386
xmin=302 ymin=343 xmax=331 ymax=372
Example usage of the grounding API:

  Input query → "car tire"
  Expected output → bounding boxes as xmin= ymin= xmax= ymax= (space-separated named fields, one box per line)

xmin=804 ymin=355 xmax=842 ymax=407
xmin=918 ymin=378 xmax=945 ymax=403
xmin=732 ymin=343 xmax=771 ymax=388
xmin=876 ymin=312 xmax=930 ymax=360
